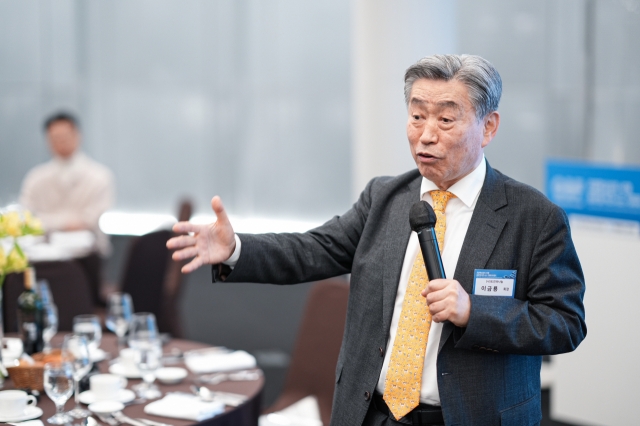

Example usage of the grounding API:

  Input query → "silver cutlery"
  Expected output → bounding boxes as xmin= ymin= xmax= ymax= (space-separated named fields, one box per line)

xmin=136 ymin=419 xmax=174 ymax=426
xmin=83 ymin=416 xmax=100 ymax=426
xmin=190 ymin=385 xmax=247 ymax=407
xmin=197 ymin=369 xmax=262 ymax=385
xmin=112 ymin=412 xmax=148 ymax=426
xmin=95 ymin=412 xmax=145 ymax=426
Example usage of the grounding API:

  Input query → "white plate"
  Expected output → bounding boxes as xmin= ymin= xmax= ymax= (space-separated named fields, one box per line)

xmin=155 ymin=367 xmax=188 ymax=384
xmin=0 ymin=406 xmax=43 ymax=422
xmin=79 ymin=389 xmax=136 ymax=405
xmin=109 ymin=363 xmax=142 ymax=379
xmin=91 ymin=348 xmax=107 ymax=363
xmin=88 ymin=401 xmax=125 ymax=414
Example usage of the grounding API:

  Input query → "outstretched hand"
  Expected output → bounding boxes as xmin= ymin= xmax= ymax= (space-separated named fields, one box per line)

xmin=166 ymin=196 xmax=236 ymax=274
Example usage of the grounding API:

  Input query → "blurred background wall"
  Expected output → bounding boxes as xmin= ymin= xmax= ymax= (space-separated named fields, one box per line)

xmin=1 ymin=0 xmax=639 ymax=423
xmin=1 ymin=0 xmax=639 ymax=212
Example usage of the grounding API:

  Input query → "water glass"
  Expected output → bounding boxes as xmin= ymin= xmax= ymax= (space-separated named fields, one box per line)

xmin=106 ymin=293 xmax=134 ymax=348
xmin=129 ymin=312 xmax=162 ymax=399
xmin=73 ymin=314 xmax=102 ymax=354
xmin=61 ymin=334 xmax=91 ymax=419
xmin=129 ymin=338 xmax=162 ymax=398
xmin=43 ymin=362 xmax=74 ymax=424
xmin=42 ymin=304 xmax=58 ymax=353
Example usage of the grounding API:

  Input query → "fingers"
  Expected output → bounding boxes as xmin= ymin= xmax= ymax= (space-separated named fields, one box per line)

xmin=172 ymin=221 xmax=201 ymax=235
xmin=422 ymin=279 xmax=447 ymax=296
xmin=167 ymin=234 xmax=197 ymax=249
xmin=181 ymin=256 xmax=203 ymax=274
xmin=211 ymin=196 xmax=230 ymax=227
xmin=172 ymin=246 xmax=199 ymax=261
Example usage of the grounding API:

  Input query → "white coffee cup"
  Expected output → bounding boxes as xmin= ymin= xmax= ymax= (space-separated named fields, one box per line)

xmin=1 ymin=338 xmax=24 ymax=366
xmin=90 ymin=374 xmax=128 ymax=401
xmin=119 ymin=348 xmax=137 ymax=371
xmin=0 ymin=390 xmax=37 ymax=418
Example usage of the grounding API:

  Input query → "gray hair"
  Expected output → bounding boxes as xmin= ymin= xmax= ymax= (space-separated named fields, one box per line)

xmin=404 ymin=54 xmax=502 ymax=120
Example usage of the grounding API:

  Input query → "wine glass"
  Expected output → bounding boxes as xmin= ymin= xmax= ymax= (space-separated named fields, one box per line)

xmin=106 ymin=293 xmax=134 ymax=349
xmin=37 ymin=280 xmax=58 ymax=353
xmin=42 ymin=304 xmax=59 ymax=353
xmin=43 ymin=362 xmax=75 ymax=424
xmin=128 ymin=312 xmax=162 ymax=399
xmin=61 ymin=334 xmax=91 ymax=419
xmin=72 ymin=314 xmax=102 ymax=356
xmin=37 ymin=280 xmax=54 ymax=306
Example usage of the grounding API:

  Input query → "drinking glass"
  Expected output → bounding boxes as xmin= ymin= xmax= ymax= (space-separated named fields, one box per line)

xmin=128 ymin=312 xmax=162 ymax=399
xmin=43 ymin=362 xmax=75 ymax=424
xmin=72 ymin=314 xmax=102 ymax=355
xmin=61 ymin=334 xmax=91 ymax=418
xmin=36 ymin=280 xmax=59 ymax=353
xmin=37 ymin=280 xmax=54 ymax=306
xmin=42 ymin=304 xmax=58 ymax=353
xmin=106 ymin=293 xmax=134 ymax=349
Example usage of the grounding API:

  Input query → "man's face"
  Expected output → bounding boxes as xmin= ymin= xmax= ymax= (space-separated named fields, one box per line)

xmin=407 ymin=78 xmax=499 ymax=190
xmin=47 ymin=120 xmax=80 ymax=159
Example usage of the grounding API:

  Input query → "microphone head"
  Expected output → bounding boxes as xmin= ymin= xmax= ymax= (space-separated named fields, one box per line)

xmin=409 ymin=201 xmax=437 ymax=232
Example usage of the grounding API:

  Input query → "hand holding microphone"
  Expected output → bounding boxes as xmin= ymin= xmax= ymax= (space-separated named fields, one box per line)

xmin=410 ymin=201 xmax=471 ymax=327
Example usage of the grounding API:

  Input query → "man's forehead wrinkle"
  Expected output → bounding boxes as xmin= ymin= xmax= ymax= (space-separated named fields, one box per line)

xmin=410 ymin=97 xmax=463 ymax=112
xmin=436 ymin=100 xmax=461 ymax=110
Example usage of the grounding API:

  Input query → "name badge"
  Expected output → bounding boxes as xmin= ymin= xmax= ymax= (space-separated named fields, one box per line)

xmin=473 ymin=269 xmax=517 ymax=297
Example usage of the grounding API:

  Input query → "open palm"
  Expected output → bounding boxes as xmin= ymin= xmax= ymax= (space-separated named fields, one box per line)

xmin=166 ymin=196 xmax=236 ymax=273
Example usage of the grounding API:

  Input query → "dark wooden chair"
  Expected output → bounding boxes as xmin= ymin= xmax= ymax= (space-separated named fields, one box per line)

xmin=119 ymin=199 xmax=192 ymax=338
xmin=263 ymin=278 xmax=350 ymax=426
xmin=3 ymin=260 xmax=94 ymax=332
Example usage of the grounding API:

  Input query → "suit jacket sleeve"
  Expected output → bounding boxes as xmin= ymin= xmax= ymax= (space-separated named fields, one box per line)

xmin=454 ymin=204 xmax=587 ymax=355
xmin=220 ymin=176 xmax=383 ymax=285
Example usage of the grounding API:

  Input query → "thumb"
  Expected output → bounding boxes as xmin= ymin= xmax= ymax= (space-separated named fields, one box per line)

xmin=211 ymin=196 xmax=231 ymax=227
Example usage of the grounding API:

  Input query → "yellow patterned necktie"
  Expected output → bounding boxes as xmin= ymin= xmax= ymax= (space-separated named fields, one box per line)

xmin=383 ymin=190 xmax=455 ymax=420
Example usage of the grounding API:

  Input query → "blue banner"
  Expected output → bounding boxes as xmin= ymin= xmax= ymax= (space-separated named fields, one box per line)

xmin=546 ymin=160 xmax=640 ymax=223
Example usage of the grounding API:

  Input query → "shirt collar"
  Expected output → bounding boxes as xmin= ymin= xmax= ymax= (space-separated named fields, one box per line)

xmin=52 ymin=151 xmax=84 ymax=167
xmin=419 ymin=154 xmax=487 ymax=208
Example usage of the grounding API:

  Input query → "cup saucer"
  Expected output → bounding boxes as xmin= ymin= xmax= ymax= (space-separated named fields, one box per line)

xmin=0 ymin=406 xmax=43 ymax=422
xmin=79 ymin=389 xmax=136 ymax=405
xmin=109 ymin=362 xmax=142 ymax=379
xmin=90 ymin=348 xmax=107 ymax=362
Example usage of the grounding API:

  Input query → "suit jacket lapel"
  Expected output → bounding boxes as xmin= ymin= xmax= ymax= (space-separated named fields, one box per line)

xmin=439 ymin=162 xmax=508 ymax=353
xmin=382 ymin=175 xmax=421 ymax=338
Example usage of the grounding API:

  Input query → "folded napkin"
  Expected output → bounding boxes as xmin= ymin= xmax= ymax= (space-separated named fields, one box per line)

xmin=184 ymin=350 xmax=256 ymax=374
xmin=144 ymin=393 xmax=224 ymax=421
xmin=17 ymin=421 xmax=45 ymax=426
xmin=259 ymin=395 xmax=322 ymax=426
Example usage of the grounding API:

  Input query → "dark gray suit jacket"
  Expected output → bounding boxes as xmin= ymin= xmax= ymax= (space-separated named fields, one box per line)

xmin=220 ymin=161 xmax=587 ymax=426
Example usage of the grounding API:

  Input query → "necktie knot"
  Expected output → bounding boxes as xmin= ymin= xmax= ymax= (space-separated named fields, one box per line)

xmin=429 ymin=190 xmax=455 ymax=213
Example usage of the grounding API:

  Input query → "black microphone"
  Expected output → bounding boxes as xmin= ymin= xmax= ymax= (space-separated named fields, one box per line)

xmin=409 ymin=201 xmax=445 ymax=280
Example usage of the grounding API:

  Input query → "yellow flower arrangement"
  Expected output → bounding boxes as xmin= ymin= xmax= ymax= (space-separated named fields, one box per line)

xmin=0 ymin=209 xmax=43 ymax=287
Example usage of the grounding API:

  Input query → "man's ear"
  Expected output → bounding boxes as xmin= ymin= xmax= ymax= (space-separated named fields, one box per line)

xmin=481 ymin=111 xmax=500 ymax=148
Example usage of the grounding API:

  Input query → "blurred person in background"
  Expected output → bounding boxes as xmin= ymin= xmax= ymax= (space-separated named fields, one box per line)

xmin=20 ymin=111 xmax=115 ymax=306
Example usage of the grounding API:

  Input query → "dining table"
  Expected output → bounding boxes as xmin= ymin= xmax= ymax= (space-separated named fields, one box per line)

xmin=3 ymin=334 xmax=264 ymax=426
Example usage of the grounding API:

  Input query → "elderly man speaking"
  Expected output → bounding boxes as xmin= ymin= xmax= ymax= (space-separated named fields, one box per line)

xmin=168 ymin=54 xmax=586 ymax=426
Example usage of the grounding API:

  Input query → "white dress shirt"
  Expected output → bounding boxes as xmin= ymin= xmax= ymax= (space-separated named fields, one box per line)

xmin=375 ymin=157 xmax=486 ymax=405
xmin=225 ymin=157 xmax=487 ymax=405
xmin=20 ymin=152 xmax=115 ymax=256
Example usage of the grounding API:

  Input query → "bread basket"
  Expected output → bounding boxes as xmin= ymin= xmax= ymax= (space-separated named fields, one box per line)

xmin=7 ymin=349 xmax=63 ymax=391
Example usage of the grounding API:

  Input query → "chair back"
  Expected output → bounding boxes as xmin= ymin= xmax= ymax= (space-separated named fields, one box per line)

xmin=120 ymin=230 xmax=172 ymax=330
xmin=265 ymin=278 xmax=349 ymax=426
xmin=3 ymin=260 xmax=94 ymax=332
xmin=120 ymin=199 xmax=193 ymax=337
